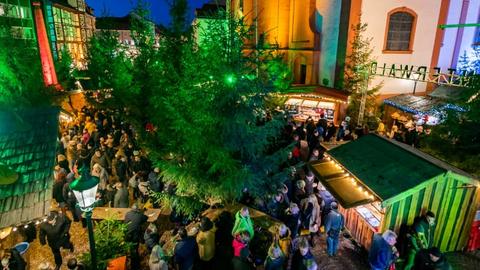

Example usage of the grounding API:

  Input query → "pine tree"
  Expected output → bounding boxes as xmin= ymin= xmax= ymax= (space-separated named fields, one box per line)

xmin=0 ymin=27 xmax=57 ymax=107
xmin=344 ymin=22 xmax=382 ymax=128
xmin=469 ymin=45 xmax=480 ymax=74
xmin=457 ymin=50 xmax=471 ymax=74
xmin=85 ymin=1 xmax=292 ymax=216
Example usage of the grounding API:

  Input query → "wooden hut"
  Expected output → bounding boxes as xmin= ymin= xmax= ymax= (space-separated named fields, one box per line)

xmin=309 ymin=134 xmax=479 ymax=252
xmin=0 ymin=108 xmax=59 ymax=229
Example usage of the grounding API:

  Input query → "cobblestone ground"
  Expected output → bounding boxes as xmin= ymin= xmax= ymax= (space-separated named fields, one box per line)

xmin=309 ymin=233 xmax=369 ymax=270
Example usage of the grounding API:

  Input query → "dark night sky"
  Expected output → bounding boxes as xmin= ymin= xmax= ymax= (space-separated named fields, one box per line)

xmin=85 ymin=0 xmax=212 ymax=26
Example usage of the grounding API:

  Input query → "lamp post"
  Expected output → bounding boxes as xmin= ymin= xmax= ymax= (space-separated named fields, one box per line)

xmin=70 ymin=167 xmax=99 ymax=270
xmin=356 ymin=65 xmax=370 ymax=127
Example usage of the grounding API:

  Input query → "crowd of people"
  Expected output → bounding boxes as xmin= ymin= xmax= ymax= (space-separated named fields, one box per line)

xmin=0 ymin=107 xmax=452 ymax=270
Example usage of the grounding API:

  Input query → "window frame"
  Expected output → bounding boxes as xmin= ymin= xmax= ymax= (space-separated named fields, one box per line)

xmin=383 ymin=7 xmax=417 ymax=54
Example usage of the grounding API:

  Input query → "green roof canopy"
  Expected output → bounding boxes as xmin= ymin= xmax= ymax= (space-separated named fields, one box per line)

xmin=328 ymin=135 xmax=447 ymax=201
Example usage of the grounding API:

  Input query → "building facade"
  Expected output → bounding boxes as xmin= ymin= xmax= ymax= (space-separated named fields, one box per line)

xmin=0 ymin=0 xmax=36 ymax=39
xmin=42 ymin=0 xmax=95 ymax=67
xmin=96 ymin=13 xmax=160 ymax=57
xmin=233 ymin=0 xmax=480 ymax=98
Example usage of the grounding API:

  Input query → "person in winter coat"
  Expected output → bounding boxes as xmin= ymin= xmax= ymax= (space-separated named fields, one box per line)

xmin=113 ymin=182 xmax=129 ymax=208
xmin=149 ymin=244 xmax=168 ymax=270
xmin=291 ymin=238 xmax=316 ymax=270
xmin=63 ymin=172 xmax=82 ymax=223
xmin=148 ymin=168 xmax=163 ymax=193
xmin=52 ymin=169 xmax=67 ymax=210
xmin=125 ymin=204 xmax=148 ymax=269
xmin=231 ymin=207 xmax=254 ymax=239
xmin=264 ymin=244 xmax=285 ymax=270
xmin=124 ymin=204 xmax=148 ymax=243
xmin=413 ymin=247 xmax=451 ymax=270
xmin=284 ymin=203 xmax=301 ymax=238
xmin=277 ymin=224 xmax=292 ymax=259
xmin=90 ymin=149 xmax=110 ymax=173
xmin=174 ymin=227 xmax=198 ymax=270
xmin=91 ymin=163 xmax=109 ymax=191
xmin=369 ymin=230 xmax=399 ymax=270
xmin=144 ymin=223 xmax=160 ymax=251
xmin=301 ymin=194 xmax=321 ymax=246
xmin=324 ymin=202 xmax=344 ymax=256
xmin=232 ymin=232 xmax=254 ymax=270
xmin=39 ymin=211 xmax=74 ymax=270
xmin=267 ymin=193 xmax=288 ymax=220
xmin=195 ymin=217 xmax=216 ymax=269
xmin=57 ymin=154 xmax=70 ymax=174
xmin=0 ymin=248 xmax=26 ymax=270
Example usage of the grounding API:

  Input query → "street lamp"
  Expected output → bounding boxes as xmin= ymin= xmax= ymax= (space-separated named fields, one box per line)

xmin=70 ymin=167 xmax=99 ymax=270
xmin=412 ymin=72 xmax=421 ymax=95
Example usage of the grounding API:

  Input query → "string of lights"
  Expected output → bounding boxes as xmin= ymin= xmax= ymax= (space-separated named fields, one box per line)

xmin=10 ymin=216 xmax=49 ymax=232
xmin=324 ymin=153 xmax=377 ymax=202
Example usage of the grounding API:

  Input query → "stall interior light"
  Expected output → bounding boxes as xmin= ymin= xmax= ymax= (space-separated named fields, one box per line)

xmin=12 ymin=227 xmax=17 ymax=232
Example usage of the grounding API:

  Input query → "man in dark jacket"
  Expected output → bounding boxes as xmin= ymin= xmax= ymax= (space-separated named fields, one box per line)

xmin=124 ymin=204 xmax=148 ymax=243
xmin=124 ymin=204 xmax=148 ymax=269
xmin=174 ymin=227 xmax=198 ymax=270
xmin=39 ymin=211 xmax=74 ymax=270
xmin=369 ymin=230 xmax=398 ymax=270
xmin=414 ymin=247 xmax=451 ymax=270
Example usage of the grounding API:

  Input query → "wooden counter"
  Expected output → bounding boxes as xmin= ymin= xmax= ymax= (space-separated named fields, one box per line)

xmin=92 ymin=207 xmax=162 ymax=223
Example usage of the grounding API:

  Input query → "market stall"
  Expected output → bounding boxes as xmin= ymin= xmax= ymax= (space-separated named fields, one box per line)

xmin=283 ymin=86 xmax=348 ymax=125
xmin=309 ymin=134 xmax=479 ymax=251
xmin=383 ymin=92 xmax=465 ymax=129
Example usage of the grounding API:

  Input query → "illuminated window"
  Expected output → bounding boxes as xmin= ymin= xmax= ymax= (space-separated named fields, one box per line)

xmin=384 ymin=8 xmax=417 ymax=52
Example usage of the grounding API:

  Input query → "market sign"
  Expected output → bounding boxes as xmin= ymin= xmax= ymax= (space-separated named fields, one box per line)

xmin=369 ymin=62 xmax=479 ymax=88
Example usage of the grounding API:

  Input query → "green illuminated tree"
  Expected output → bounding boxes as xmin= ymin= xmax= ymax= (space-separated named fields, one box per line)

xmin=344 ymin=22 xmax=382 ymax=128
xmin=86 ymin=1 xmax=291 ymax=216
xmin=422 ymin=78 xmax=480 ymax=176
xmin=0 ymin=28 xmax=57 ymax=107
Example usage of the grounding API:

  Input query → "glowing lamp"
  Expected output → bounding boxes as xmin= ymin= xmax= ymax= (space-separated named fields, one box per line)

xmin=69 ymin=167 xmax=99 ymax=211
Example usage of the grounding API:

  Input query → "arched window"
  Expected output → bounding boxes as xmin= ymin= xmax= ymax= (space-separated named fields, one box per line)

xmin=384 ymin=8 xmax=417 ymax=53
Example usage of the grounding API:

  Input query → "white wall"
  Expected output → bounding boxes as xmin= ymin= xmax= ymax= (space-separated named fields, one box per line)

xmin=317 ymin=0 xmax=342 ymax=87
xmin=458 ymin=0 xmax=480 ymax=67
xmin=437 ymin=0 xmax=463 ymax=69
xmin=361 ymin=0 xmax=442 ymax=95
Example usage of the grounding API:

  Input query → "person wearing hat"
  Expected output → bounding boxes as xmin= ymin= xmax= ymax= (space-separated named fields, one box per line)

xmin=413 ymin=247 xmax=451 ymax=270
xmin=39 ymin=211 xmax=74 ymax=270
xmin=196 ymin=217 xmax=216 ymax=268
xmin=324 ymin=202 xmax=344 ymax=257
